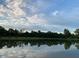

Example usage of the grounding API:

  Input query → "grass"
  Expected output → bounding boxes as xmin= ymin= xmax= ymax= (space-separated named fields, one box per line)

xmin=0 ymin=37 xmax=78 ymax=41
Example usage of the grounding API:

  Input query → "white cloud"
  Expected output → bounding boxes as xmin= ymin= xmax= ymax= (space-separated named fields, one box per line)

xmin=0 ymin=0 xmax=77 ymax=32
xmin=27 ymin=15 xmax=47 ymax=24
xmin=6 ymin=0 xmax=25 ymax=17
xmin=0 ymin=5 xmax=6 ymax=16
xmin=0 ymin=3 xmax=48 ymax=31
xmin=52 ymin=10 xmax=59 ymax=16
xmin=0 ymin=0 xmax=49 ymax=31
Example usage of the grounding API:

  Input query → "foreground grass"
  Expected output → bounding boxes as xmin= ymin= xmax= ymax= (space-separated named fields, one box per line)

xmin=0 ymin=37 xmax=78 ymax=41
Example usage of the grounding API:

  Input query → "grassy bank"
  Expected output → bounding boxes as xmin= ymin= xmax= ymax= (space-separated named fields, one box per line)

xmin=0 ymin=37 xmax=78 ymax=41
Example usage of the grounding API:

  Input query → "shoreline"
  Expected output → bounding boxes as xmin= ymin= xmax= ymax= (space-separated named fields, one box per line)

xmin=0 ymin=37 xmax=78 ymax=41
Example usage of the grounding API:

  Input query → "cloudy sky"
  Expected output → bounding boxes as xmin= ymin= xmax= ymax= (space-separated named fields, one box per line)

xmin=0 ymin=0 xmax=79 ymax=32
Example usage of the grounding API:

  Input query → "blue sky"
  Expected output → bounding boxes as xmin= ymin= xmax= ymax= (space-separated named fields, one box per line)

xmin=0 ymin=0 xmax=79 ymax=32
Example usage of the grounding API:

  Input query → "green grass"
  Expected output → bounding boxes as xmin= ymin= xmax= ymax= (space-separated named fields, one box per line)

xmin=0 ymin=37 xmax=78 ymax=41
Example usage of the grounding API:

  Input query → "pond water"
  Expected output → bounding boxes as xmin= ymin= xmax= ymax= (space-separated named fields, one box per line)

xmin=0 ymin=40 xmax=79 ymax=58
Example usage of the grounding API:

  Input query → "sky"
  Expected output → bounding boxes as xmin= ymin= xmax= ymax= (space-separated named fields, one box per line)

xmin=0 ymin=0 xmax=79 ymax=32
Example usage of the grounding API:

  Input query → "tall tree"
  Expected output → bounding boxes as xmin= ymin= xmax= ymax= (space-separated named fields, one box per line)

xmin=74 ymin=29 xmax=79 ymax=38
xmin=64 ymin=29 xmax=71 ymax=38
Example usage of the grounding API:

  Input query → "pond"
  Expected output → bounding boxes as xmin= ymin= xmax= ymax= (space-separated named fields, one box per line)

xmin=0 ymin=40 xmax=79 ymax=58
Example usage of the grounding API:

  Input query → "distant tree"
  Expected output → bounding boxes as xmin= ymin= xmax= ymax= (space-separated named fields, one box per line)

xmin=38 ymin=30 xmax=41 ymax=33
xmin=30 ymin=31 xmax=38 ymax=37
xmin=0 ymin=26 xmax=7 ymax=36
xmin=37 ymin=30 xmax=42 ymax=37
xmin=23 ymin=31 xmax=29 ymax=37
xmin=0 ymin=26 xmax=75 ymax=38
xmin=8 ymin=28 xmax=15 ymax=36
xmin=74 ymin=29 xmax=79 ymax=38
xmin=14 ymin=29 xmax=19 ymax=33
xmin=14 ymin=29 xmax=19 ymax=36
xmin=64 ymin=29 xmax=71 ymax=38
xmin=8 ymin=28 xmax=14 ymax=33
xmin=46 ymin=31 xmax=52 ymax=38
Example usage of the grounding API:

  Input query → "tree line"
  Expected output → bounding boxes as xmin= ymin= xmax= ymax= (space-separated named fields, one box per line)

xmin=0 ymin=26 xmax=79 ymax=38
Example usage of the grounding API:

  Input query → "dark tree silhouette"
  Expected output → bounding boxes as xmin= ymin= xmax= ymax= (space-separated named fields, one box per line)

xmin=64 ymin=29 xmax=71 ymax=38
xmin=74 ymin=29 xmax=79 ymax=38
xmin=0 ymin=26 xmax=76 ymax=39
xmin=0 ymin=26 xmax=8 ymax=36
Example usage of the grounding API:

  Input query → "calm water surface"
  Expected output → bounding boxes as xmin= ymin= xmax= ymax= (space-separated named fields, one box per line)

xmin=0 ymin=40 xmax=79 ymax=58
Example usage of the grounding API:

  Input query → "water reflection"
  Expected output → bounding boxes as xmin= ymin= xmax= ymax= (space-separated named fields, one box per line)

xmin=0 ymin=40 xmax=78 ymax=50
xmin=75 ymin=41 xmax=79 ymax=49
